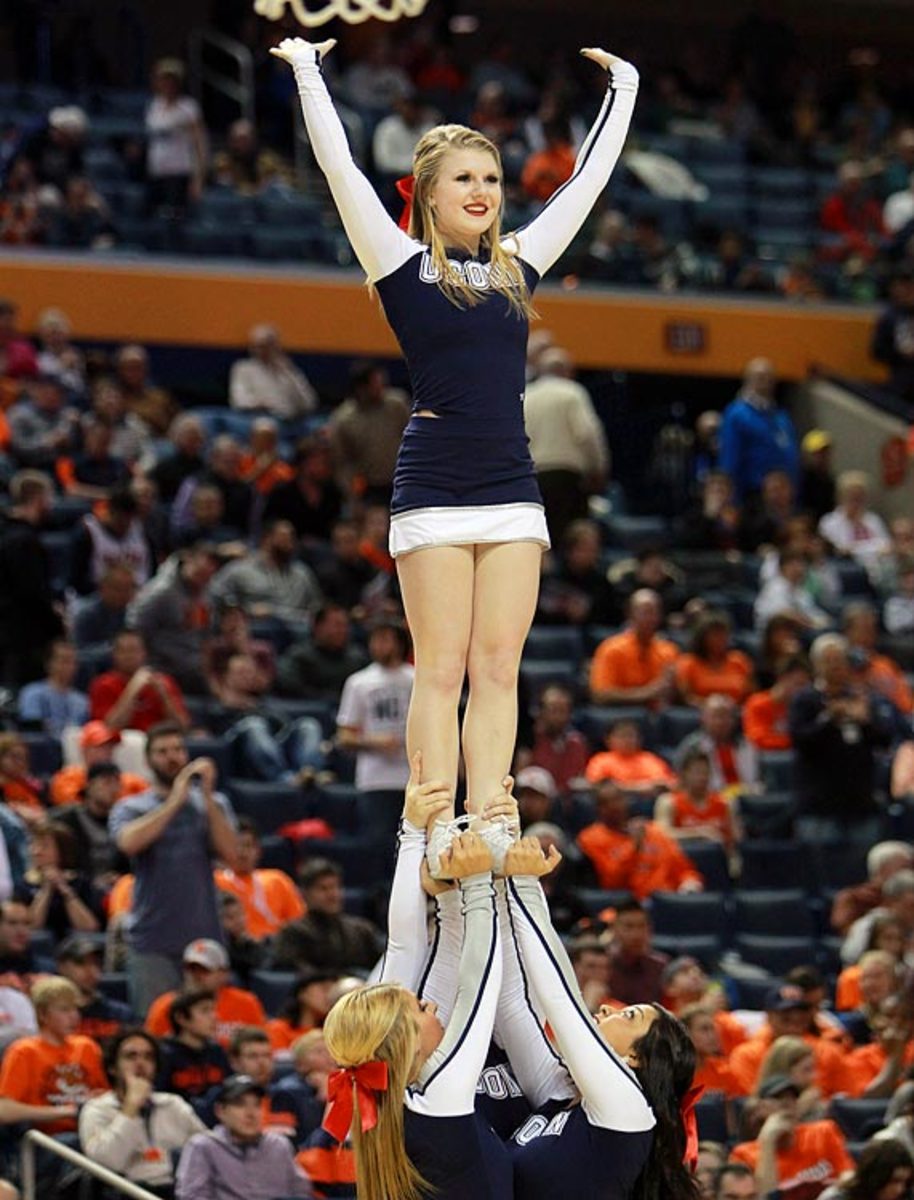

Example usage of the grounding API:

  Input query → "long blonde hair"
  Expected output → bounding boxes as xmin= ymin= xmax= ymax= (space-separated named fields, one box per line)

xmin=755 ymin=1035 xmax=813 ymax=1095
xmin=407 ymin=123 xmax=535 ymax=319
xmin=323 ymin=983 xmax=427 ymax=1200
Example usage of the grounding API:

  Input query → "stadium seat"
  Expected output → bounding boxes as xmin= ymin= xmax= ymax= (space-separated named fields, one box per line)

xmin=828 ymin=1097 xmax=890 ymax=1142
xmin=757 ymin=751 xmax=795 ymax=793
xmin=604 ymin=515 xmax=670 ymax=552
xmin=310 ymin=783 xmax=361 ymax=836
xmin=691 ymin=163 xmax=748 ymax=193
xmin=737 ymin=792 xmax=796 ymax=839
xmin=520 ymin=659 xmax=580 ymax=693
xmin=574 ymin=705 xmax=655 ymax=750
xmin=249 ymin=227 xmax=322 ymax=262
xmin=692 ymin=196 xmax=749 ymax=233
xmin=194 ymin=190 xmax=255 ymax=225
xmin=228 ymin=781 xmax=309 ymax=833
xmin=653 ymin=706 xmax=701 ymax=748
xmin=259 ymin=835 xmax=296 ymax=875
xmin=20 ymin=732 xmax=62 ymax=777
xmin=752 ymin=200 xmax=817 ymax=230
xmin=738 ymin=840 xmax=808 ymax=890
xmin=733 ymin=934 xmax=818 ymax=974
xmin=185 ymin=736 xmax=231 ymax=785
xmin=254 ymin=193 xmax=323 ymax=227
xmin=694 ymin=1095 xmax=728 ymax=1143
xmin=652 ymin=934 xmax=722 ymax=966
xmin=678 ymin=840 xmax=731 ymax=893
xmin=752 ymin=167 xmax=812 ymax=199
xmin=249 ymin=969 xmax=297 ymax=1017
xmin=182 ymin=222 xmax=248 ymax=257
xmin=650 ymin=891 xmax=729 ymax=944
xmin=732 ymin=890 xmax=817 ymax=938
xmin=687 ymin=138 xmax=746 ymax=165
xmin=294 ymin=837 xmax=389 ymax=888
xmin=814 ymin=842 xmax=870 ymax=891
xmin=524 ymin=627 xmax=584 ymax=665
xmin=573 ymin=888 xmax=633 ymax=916
xmin=99 ymin=973 xmax=129 ymax=1004
xmin=722 ymin=971 xmax=778 ymax=1010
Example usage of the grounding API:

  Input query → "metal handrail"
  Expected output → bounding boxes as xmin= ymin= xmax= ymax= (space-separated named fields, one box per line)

xmin=21 ymin=1129 xmax=162 ymax=1200
xmin=188 ymin=28 xmax=256 ymax=123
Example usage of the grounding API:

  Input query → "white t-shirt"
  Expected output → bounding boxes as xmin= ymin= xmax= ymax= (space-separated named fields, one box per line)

xmin=337 ymin=662 xmax=414 ymax=791
xmin=146 ymin=96 xmax=201 ymax=179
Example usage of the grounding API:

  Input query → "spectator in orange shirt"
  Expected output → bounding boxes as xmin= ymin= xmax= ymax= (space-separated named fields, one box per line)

xmin=662 ymin=955 xmax=747 ymax=1053
xmin=839 ymin=950 xmax=902 ymax=1037
xmin=842 ymin=997 xmax=913 ymax=1098
xmin=589 ymin=588 xmax=679 ymax=709
xmin=837 ymin=929 xmax=905 ymax=1015
xmin=49 ymin=720 xmax=149 ymax=807
xmin=743 ymin=656 xmax=812 ymax=751
xmin=0 ymin=976 xmax=106 ymax=1134
xmin=730 ymin=1075 xmax=854 ymax=1196
xmin=845 ymin=602 xmax=914 ymax=715
xmin=0 ymin=732 xmax=44 ymax=824
xmin=89 ymin=629 xmax=190 ymax=733
xmin=521 ymin=118 xmax=576 ymax=202
xmin=239 ymin=418 xmax=294 ymax=496
xmin=681 ymin=1003 xmax=745 ymax=1098
xmin=655 ymin=747 xmax=737 ymax=851
xmin=145 ymin=938 xmax=266 ymax=1046
xmin=265 ymin=969 xmax=339 ymax=1053
xmin=576 ymin=779 xmax=704 ymax=900
xmin=585 ymin=717 xmax=677 ymax=794
xmin=729 ymin=985 xmax=852 ymax=1098
xmin=675 ymin=611 xmax=755 ymax=706
xmin=214 ymin=818 xmax=305 ymax=941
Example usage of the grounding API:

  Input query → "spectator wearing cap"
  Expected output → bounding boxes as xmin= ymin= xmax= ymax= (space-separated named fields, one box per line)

xmin=271 ymin=1030 xmax=334 ymax=1147
xmin=215 ymin=818 xmax=304 ymax=941
xmin=720 ymin=358 xmax=799 ymax=503
xmin=328 ymin=360 xmax=409 ymax=507
xmin=69 ymin=488 xmax=153 ymax=597
xmin=680 ymin=1004 xmax=745 ymax=1100
xmin=127 ymin=547 xmax=221 ymax=695
xmin=662 ymin=957 xmax=747 ymax=1053
xmin=272 ymin=859 xmax=383 ymax=974
xmin=584 ymin=718 xmax=677 ymax=795
xmin=109 ymin=725 xmax=239 ymax=1016
xmin=8 ymin=372 xmax=80 ymax=470
xmin=516 ymin=766 xmax=560 ymax=830
xmin=176 ymin=1074 xmax=312 ymax=1199
xmin=527 ymin=684 xmax=589 ymax=794
xmin=90 ymin=630 xmax=190 ymax=733
xmin=729 ymin=1074 xmax=853 ymax=1197
xmin=21 ymin=105 xmax=88 ymax=190
xmin=729 ymin=986 xmax=853 ymax=1098
xmin=831 ymin=840 xmax=914 ymax=937
xmin=336 ymin=618 xmax=414 ymax=849
xmin=0 ymin=975 xmax=106 ymax=1134
xmin=16 ymin=638 xmax=88 ymax=736
xmin=56 ymin=935 xmax=134 ymax=1041
xmin=80 ymin=1026 xmax=206 ymax=1194
xmin=789 ymin=633 xmax=895 ymax=843
xmin=265 ymin=971 xmax=338 ymax=1054
xmin=157 ymin=988 xmax=231 ymax=1106
xmin=606 ymin=898 xmax=670 ymax=1006
xmin=145 ymin=938 xmax=266 ymax=1046
xmin=73 ymin=563 xmax=137 ymax=648
xmin=589 ymin=589 xmax=680 ymax=710
xmin=799 ymin=429 xmax=836 ymax=521
xmin=577 ymin=780 xmax=704 ymax=901
xmin=50 ymin=721 xmax=148 ymax=810
xmin=229 ymin=324 xmax=317 ymax=424
xmin=0 ymin=297 xmax=38 ymax=382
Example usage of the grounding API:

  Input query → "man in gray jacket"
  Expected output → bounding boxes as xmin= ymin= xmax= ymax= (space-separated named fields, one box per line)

xmin=176 ymin=1074 xmax=312 ymax=1199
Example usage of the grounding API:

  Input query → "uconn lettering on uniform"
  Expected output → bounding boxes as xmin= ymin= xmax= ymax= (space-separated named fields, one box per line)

xmin=514 ymin=1110 xmax=573 ymax=1146
xmin=476 ymin=1062 xmax=524 ymax=1101
xmin=418 ymin=252 xmax=518 ymax=290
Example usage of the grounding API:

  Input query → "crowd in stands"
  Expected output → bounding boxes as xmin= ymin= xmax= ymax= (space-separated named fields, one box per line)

xmin=0 ymin=283 xmax=913 ymax=1196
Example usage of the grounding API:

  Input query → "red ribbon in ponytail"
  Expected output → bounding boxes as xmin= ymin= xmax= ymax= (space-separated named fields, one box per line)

xmin=680 ymin=1083 xmax=705 ymax=1170
xmin=395 ymin=174 xmax=415 ymax=232
xmin=322 ymin=1061 xmax=389 ymax=1143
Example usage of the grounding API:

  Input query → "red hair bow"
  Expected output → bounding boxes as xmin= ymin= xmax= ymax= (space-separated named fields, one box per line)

xmin=322 ymin=1060 xmax=389 ymax=1143
xmin=680 ymin=1083 xmax=705 ymax=1170
xmin=396 ymin=174 xmax=415 ymax=232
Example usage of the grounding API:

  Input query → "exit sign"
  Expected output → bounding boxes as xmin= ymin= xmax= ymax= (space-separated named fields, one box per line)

xmin=665 ymin=321 xmax=707 ymax=354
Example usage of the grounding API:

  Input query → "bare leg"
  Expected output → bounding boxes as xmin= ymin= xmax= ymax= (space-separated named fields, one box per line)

xmin=397 ymin=544 xmax=475 ymax=811
xmin=463 ymin=541 xmax=542 ymax=814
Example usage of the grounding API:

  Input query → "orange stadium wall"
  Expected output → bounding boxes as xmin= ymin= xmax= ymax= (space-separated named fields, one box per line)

xmin=1 ymin=253 xmax=888 ymax=383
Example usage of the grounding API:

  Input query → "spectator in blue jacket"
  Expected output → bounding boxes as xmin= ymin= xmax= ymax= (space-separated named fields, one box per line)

xmin=720 ymin=357 xmax=799 ymax=501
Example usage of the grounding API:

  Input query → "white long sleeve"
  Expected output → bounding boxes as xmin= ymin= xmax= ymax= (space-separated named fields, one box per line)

xmin=507 ymin=877 xmax=655 ymax=1133
xmin=510 ymin=60 xmax=639 ymax=277
xmin=494 ymin=883 xmax=576 ymax=1108
xmin=408 ymin=873 xmax=502 ymax=1118
xmin=379 ymin=819 xmax=431 ymax=989
xmin=418 ymin=887 xmax=463 ymax=1027
xmin=291 ymin=48 xmax=421 ymax=283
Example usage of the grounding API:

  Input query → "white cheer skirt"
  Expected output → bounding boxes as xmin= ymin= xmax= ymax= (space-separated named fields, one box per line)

xmin=389 ymin=502 xmax=550 ymax=558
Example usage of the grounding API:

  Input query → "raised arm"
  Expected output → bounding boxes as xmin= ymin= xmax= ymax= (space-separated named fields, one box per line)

xmin=509 ymin=51 xmax=639 ymax=278
xmin=271 ymin=38 xmax=421 ymax=282
xmin=506 ymin=842 xmax=654 ymax=1133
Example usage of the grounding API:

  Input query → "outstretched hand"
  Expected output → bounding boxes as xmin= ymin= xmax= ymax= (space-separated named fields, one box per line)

xmin=580 ymin=48 xmax=622 ymax=71
xmin=441 ymin=831 xmax=493 ymax=880
xmin=504 ymin=836 xmax=562 ymax=878
xmin=403 ymin=751 xmax=453 ymax=831
xmin=270 ymin=36 xmax=337 ymax=66
xmin=479 ymin=774 xmax=519 ymax=827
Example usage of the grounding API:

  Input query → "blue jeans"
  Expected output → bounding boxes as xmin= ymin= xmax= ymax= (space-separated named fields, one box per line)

xmin=225 ymin=715 xmax=324 ymax=782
